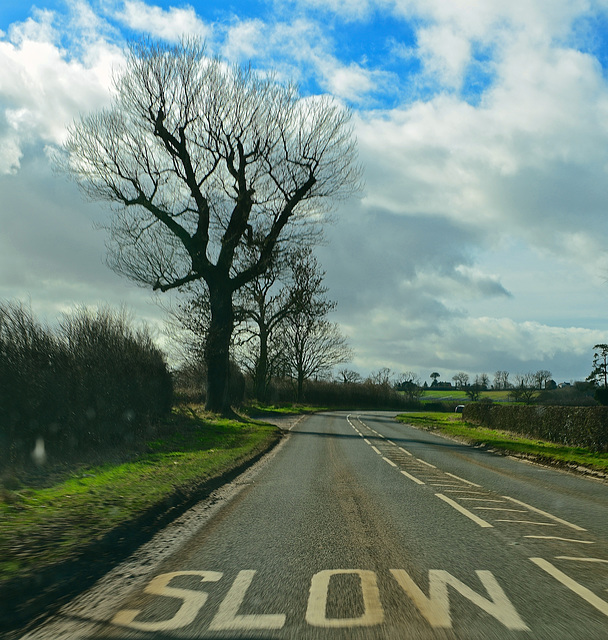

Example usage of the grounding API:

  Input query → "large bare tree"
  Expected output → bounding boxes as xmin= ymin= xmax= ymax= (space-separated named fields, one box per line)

xmin=60 ymin=39 xmax=360 ymax=414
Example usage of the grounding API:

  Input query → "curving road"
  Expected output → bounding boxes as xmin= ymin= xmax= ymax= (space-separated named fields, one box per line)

xmin=18 ymin=411 xmax=608 ymax=639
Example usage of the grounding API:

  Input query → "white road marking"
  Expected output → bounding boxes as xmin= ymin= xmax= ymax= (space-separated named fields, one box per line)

xmin=443 ymin=490 xmax=487 ymax=494
xmin=399 ymin=447 xmax=413 ymax=456
xmin=371 ymin=445 xmax=382 ymax=455
xmin=555 ymin=557 xmax=608 ymax=564
xmin=383 ymin=457 xmax=397 ymax=467
xmin=209 ymin=570 xmax=286 ymax=630
xmin=530 ymin=557 xmax=608 ymax=617
xmin=400 ymin=469 xmax=425 ymax=485
xmin=495 ymin=520 xmax=556 ymax=526
xmin=306 ymin=570 xmax=384 ymax=628
xmin=503 ymin=497 xmax=586 ymax=531
xmin=112 ymin=571 xmax=222 ymax=631
xmin=458 ymin=498 xmax=505 ymax=503
xmin=390 ymin=569 xmax=529 ymax=631
xmin=416 ymin=458 xmax=437 ymax=468
xmin=445 ymin=472 xmax=481 ymax=487
xmin=474 ymin=508 xmax=527 ymax=512
xmin=435 ymin=494 xmax=493 ymax=528
xmin=524 ymin=536 xmax=594 ymax=544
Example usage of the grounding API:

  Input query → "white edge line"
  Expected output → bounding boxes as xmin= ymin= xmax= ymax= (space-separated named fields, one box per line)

xmin=435 ymin=493 xmax=493 ymax=528
xmin=400 ymin=470 xmax=425 ymax=485
xmin=530 ymin=557 xmax=608 ymax=616
xmin=445 ymin=472 xmax=482 ymax=487
xmin=503 ymin=496 xmax=586 ymax=531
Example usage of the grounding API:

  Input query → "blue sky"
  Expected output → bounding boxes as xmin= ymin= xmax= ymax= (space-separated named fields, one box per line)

xmin=3 ymin=1 xmax=608 ymax=385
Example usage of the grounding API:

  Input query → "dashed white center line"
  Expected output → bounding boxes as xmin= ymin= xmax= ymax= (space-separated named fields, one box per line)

xmin=371 ymin=446 xmax=382 ymax=455
xmin=398 ymin=447 xmax=413 ymax=456
xmin=383 ymin=457 xmax=397 ymax=467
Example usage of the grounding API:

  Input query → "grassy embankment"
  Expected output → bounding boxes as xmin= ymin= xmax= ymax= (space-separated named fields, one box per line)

xmin=0 ymin=405 xmax=282 ymax=584
xmin=396 ymin=411 xmax=608 ymax=473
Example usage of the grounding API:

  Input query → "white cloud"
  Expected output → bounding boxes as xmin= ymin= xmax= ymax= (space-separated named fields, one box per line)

xmin=416 ymin=24 xmax=472 ymax=88
xmin=113 ymin=1 xmax=212 ymax=41
xmin=222 ymin=19 xmax=265 ymax=61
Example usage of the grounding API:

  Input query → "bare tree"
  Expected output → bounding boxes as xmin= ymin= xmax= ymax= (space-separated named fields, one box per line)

xmin=280 ymin=317 xmax=351 ymax=403
xmin=509 ymin=373 xmax=538 ymax=404
xmin=493 ymin=370 xmax=510 ymax=390
xmin=368 ymin=368 xmax=393 ymax=387
xmin=338 ymin=369 xmax=362 ymax=384
xmin=60 ymin=39 xmax=360 ymax=414
xmin=533 ymin=369 xmax=552 ymax=390
xmin=452 ymin=372 xmax=469 ymax=389
xmin=395 ymin=371 xmax=423 ymax=402
xmin=276 ymin=252 xmax=351 ymax=402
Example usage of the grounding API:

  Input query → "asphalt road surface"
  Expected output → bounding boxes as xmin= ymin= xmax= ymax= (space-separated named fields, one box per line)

xmin=17 ymin=411 xmax=608 ymax=639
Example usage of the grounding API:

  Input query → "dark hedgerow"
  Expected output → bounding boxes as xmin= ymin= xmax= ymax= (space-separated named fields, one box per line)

xmin=0 ymin=302 xmax=172 ymax=466
xmin=463 ymin=403 xmax=608 ymax=453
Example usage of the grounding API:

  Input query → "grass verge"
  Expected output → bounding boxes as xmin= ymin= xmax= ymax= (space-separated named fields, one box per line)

xmin=396 ymin=412 xmax=608 ymax=474
xmin=242 ymin=402 xmax=323 ymax=416
xmin=0 ymin=405 xmax=280 ymax=585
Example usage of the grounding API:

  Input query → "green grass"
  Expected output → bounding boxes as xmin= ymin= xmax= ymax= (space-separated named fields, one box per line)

xmin=243 ymin=402 xmax=323 ymax=415
xmin=0 ymin=406 xmax=280 ymax=583
xmin=396 ymin=412 xmax=608 ymax=472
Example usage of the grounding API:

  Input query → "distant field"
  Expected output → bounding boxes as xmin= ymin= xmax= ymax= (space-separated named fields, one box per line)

xmin=420 ymin=389 xmax=512 ymax=402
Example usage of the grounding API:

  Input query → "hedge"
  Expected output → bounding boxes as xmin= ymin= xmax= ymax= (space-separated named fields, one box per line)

xmin=463 ymin=403 xmax=608 ymax=452
xmin=0 ymin=303 xmax=173 ymax=466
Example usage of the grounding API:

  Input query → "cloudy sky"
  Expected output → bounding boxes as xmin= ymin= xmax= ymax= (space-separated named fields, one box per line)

xmin=2 ymin=0 xmax=608 ymax=385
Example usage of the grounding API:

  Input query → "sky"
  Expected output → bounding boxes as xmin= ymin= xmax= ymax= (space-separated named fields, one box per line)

xmin=3 ymin=1 xmax=608 ymax=385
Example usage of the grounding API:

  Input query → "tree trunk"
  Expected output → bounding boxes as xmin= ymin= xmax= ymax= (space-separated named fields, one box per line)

xmin=205 ymin=283 xmax=234 ymax=415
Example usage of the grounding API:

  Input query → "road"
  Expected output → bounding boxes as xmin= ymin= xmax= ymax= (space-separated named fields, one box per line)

xmin=17 ymin=411 xmax=608 ymax=639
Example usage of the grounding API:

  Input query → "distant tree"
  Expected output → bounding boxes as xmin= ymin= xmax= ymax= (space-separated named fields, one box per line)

xmin=465 ymin=382 xmax=483 ymax=401
xmin=452 ymin=372 xmax=469 ymax=388
xmin=368 ymin=367 xmax=393 ymax=387
xmin=430 ymin=372 xmax=441 ymax=386
xmin=493 ymin=370 xmax=510 ymax=390
xmin=533 ymin=369 xmax=553 ymax=390
xmin=586 ymin=344 xmax=608 ymax=405
xmin=587 ymin=344 xmax=608 ymax=387
xmin=509 ymin=373 xmax=538 ymax=404
xmin=338 ymin=368 xmax=362 ymax=384
xmin=395 ymin=371 xmax=423 ymax=402
xmin=476 ymin=373 xmax=490 ymax=390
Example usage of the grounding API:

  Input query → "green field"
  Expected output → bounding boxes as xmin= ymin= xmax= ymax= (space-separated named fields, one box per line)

xmin=420 ymin=389 xmax=512 ymax=402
